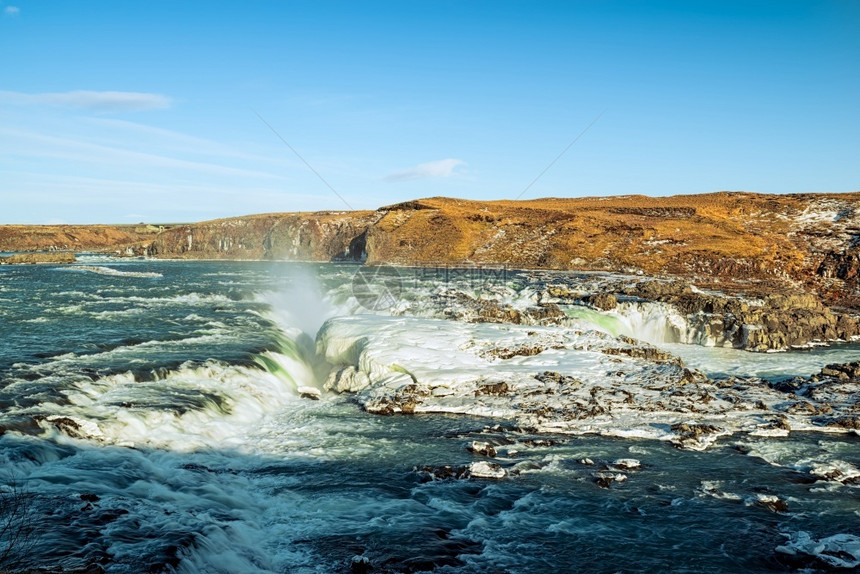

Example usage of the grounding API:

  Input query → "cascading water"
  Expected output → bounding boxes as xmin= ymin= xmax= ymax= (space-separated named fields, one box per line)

xmin=609 ymin=300 xmax=691 ymax=344
xmin=1 ymin=261 xmax=859 ymax=573
xmin=565 ymin=298 xmax=743 ymax=349
xmin=565 ymin=301 xmax=690 ymax=344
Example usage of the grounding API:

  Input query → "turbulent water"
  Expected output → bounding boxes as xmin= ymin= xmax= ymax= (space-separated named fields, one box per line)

xmin=0 ymin=258 xmax=858 ymax=573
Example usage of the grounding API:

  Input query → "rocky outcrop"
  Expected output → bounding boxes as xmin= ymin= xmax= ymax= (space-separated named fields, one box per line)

xmin=585 ymin=293 xmax=618 ymax=311
xmin=533 ymin=274 xmax=860 ymax=351
xmin=0 ymin=252 xmax=76 ymax=264
xmin=620 ymin=281 xmax=860 ymax=351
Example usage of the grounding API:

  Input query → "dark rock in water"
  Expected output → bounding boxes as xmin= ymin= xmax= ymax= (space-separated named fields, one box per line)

xmin=671 ymin=423 xmax=723 ymax=448
xmin=611 ymin=458 xmax=641 ymax=471
xmin=818 ymin=361 xmax=860 ymax=381
xmin=775 ymin=531 xmax=860 ymax=571
xmin=471 ymin=298 xmax=566 ymax=325
xmin=546 ymin=284 xmax=580 ymax=299
xmin=764 ymin=415 xmax=792 ymax=432
xmin=817 ymin=414 xmax=860 ymax=430
xmin=605 ymin=279 xmax=860 ymax=352
xmin=754 ymin=494 xmax=788 ymax=512
xmin=363 ymin=383 xmax=427 ymax=415
xmin=770 ymin=378 xmax=806 ymax=394
xmin=671 ymin=423 xmax=721 ymax=438
xmin=300 ymin=389 xmax=321 ymax=400
xmin=34 ymin=414 xmax=100 ymax=439
xmin=350 ymin=555 xmax=373 ymax=574
xmin=79 ymin=493 xmax=100 ymax=503
xmin=522 ymin=438 xmax=559 ymax=447
xmin=510 ymin=460 xmax=543 ymax=474
xmin=593 ymin=471 xmax=628 ymax=488
xmin=487 ymin=344 xmax=556 ymax=359
xmin=469 ymin=461 xmax=506 ymax=479
xmin=467 ymin=441 xmax=497 ymax=457
xmin=679 ymin=368 xmax=705 ymax=384
xmin=787 ymin=401 xmax=832 ymax=416
xmin=416 ymin=465 xmax=469 ymax=481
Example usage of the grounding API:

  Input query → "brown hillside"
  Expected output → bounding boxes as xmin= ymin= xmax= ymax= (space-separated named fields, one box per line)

xmin=0 ymin=224 xmax=165 ymax=253
xmin=361 ymin=192 xmax=860 ymax=303
xmin=5 ymin=192 xmax=860 ymax=306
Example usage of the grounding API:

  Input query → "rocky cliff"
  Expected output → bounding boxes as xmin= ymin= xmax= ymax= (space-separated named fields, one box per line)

xmin=362 ymin=193 xmax=860 ymax=300
xmin=127 ymin=192 xmax=860 ymax=304
xmin=142 ymin=211 xmax=379 ymax=260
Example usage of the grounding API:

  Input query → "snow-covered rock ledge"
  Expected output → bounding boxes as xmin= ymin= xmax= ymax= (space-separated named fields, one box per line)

xmin=315 ymin=316 xmax=860 ymax=450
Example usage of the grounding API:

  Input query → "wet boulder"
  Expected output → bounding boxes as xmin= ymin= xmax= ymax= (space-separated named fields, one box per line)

xmin=469 ymin=461 xmax=506 ymax=479
xmin=467 ymin=441 xmax=497 ymax=457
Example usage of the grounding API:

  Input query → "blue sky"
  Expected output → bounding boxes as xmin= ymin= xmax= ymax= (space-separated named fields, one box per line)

xmin=1 ymin=1 xmax=858 ymax=223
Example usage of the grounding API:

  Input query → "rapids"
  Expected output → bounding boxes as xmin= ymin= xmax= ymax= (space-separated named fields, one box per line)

xmin=0 ymin=260 xmax=857 ymax=573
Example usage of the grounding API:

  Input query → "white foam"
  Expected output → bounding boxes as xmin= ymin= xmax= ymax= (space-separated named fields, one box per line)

xmin=777 ymin=531 xmax=860 ymax=569
xmin=72 ymin=265 xmax=164 ymax=278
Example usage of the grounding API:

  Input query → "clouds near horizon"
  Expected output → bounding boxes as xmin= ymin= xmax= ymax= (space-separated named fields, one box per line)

xmin=0 ymin=90 xmax=172 ymax=113
xmin=384 ymin=158 xmax=466 ymax=183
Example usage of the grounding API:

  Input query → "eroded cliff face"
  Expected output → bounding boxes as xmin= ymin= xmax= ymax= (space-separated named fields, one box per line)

xmin=15 ymin=192 xmax=860 ymax=308
xmin=360 ymin=193 xmax=860 ymax=304
xmin=144 ymin=211 xmax=380 ymax=261
xmin=127 ymin=193 xmax=860 ymax=300
xmin=364 ymin=194 xmax=832 ymax=275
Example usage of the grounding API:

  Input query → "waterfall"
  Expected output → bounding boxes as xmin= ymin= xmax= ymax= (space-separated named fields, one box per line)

xmin=566 ymin=300 xmax=738 ymax=348
xmin=610 ymin=301 xmax=690 ymax=344
xmin=567 ymin=301 xmax=692 ymax=345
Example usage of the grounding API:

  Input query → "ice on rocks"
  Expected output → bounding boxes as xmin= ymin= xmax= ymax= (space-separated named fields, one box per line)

xmin=776 ymin=532 xmax=860 ymax=569
xmin=467 ymin=441 xmax=497 ymax=457
xmin=469 ymin=461 xmax=506 ymax=479
xmin=316 ymin=314 xmax=860 ymax=450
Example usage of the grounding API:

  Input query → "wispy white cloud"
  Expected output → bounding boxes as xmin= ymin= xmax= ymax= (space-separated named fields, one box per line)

xmin=0 ymin=127 xmax=279 ymax=179
xmin=4 ymin=6 xmax=20 ymax=16
xmin=0 ymin=90 xmax=172 ymax=112
xmin=384 ymin=158 xmax=466 ymax=183
xmin=86 ymin=117 xmax=284 ymax=164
